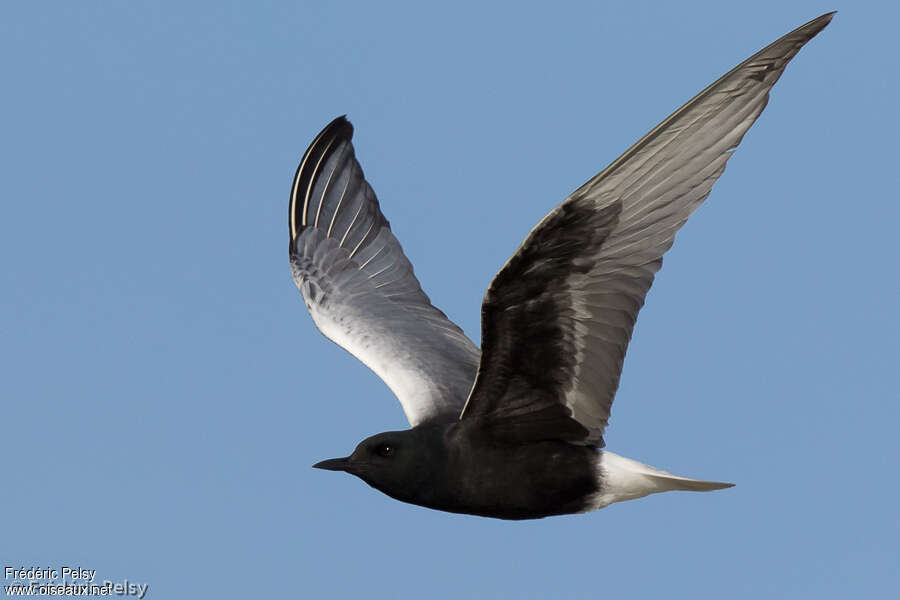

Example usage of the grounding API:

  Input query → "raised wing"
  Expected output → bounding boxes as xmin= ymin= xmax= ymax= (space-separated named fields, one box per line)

xmin=289 ymin=116 xmax=480 ymax=426
xmin=459 ymin=13 xmax=833 ymax=445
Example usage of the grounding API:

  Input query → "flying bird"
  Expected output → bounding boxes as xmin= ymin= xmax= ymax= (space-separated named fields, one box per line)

xmin=290 ymin=13 xmax=833 ymax=519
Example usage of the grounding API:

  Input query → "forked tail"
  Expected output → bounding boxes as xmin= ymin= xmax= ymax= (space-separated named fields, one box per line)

xmin=586 ymin=451 xmax=734 ymax=510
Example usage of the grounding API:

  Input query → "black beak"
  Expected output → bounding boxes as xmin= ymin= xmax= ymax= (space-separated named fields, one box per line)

xmin=313 ymin=456 xmax=352 ymax=472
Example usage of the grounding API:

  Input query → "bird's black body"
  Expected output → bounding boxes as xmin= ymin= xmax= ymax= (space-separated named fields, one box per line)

xmin=317 ymin=422 xmax=600 ymax=520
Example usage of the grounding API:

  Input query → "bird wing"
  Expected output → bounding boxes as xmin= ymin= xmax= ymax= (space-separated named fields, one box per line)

xmin=289 ymin=117 xmax=480 ymax=426
xmin=458 ymin=13 xmax=833 ymax=446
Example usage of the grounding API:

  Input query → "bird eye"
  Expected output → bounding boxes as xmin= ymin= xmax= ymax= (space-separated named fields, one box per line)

xmin=375 ymin=444 xmax=394 ymax=457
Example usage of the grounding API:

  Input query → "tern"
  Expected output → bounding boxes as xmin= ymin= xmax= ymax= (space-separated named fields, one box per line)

xmin=291 ymin=13 xmax=833 ymax=519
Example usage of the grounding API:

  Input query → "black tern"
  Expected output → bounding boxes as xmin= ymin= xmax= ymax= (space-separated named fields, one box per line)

xmin=292 ymin=13 xmax=833 ymax=519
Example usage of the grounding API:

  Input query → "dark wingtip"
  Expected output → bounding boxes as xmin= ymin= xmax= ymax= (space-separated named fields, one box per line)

xmin=324 ymin=114 xmax=354 ymax=141
xmin=289 ymin=115 xmax=356 ymax=241
xmin=802 ymin=11 xmax=836 ymax=35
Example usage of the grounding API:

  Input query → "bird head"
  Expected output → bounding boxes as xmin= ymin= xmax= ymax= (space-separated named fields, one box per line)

xmin=313 ymin=428 xmax=440 ymax=502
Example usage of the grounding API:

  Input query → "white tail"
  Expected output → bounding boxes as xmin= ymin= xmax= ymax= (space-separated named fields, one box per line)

xmin=585 ymin=451 xmax=734 ymax=510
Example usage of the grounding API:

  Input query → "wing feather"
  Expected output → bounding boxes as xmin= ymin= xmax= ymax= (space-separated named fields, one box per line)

xmin=459 ymin=13 xmax=833 ymax=445
xmin=289 ymin=117 xmax=480 ymax=426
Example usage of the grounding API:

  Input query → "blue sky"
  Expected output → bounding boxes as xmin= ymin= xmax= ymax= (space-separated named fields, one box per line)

xmin=3 ymin=1 xmax=898 ymax=598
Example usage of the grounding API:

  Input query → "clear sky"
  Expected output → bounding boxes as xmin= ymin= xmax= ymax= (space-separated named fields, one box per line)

xmin=2 ymin=2 xmax=898 ymax=598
